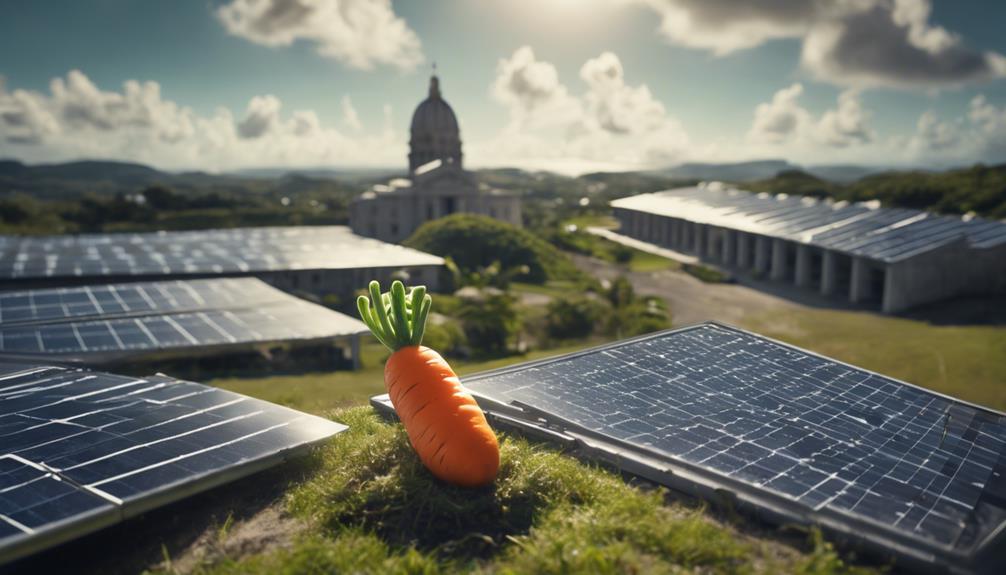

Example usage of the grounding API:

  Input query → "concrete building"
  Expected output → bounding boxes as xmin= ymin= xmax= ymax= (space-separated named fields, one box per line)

xmin=350 ymin=74 xmax=522 ymax=243
xmin=0 ymin=225 xmax=444 ymax=301
xmin=612 ymin=184 xmax=1006 ymax=313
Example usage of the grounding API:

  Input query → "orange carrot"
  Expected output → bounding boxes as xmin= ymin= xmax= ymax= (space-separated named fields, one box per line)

xmin=357 ymin=280 xmax=499 ymax=487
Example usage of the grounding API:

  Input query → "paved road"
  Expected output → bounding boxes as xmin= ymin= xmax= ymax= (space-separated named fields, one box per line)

xmin=571 ymin=254 xmax=814 ymax=328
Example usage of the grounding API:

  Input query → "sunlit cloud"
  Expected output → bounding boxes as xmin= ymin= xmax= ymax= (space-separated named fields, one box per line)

xmin=216 ymin=0 xmax=423 ymax=70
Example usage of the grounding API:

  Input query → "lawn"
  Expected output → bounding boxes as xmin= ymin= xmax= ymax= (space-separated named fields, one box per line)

xmin=211 ymin=339 xmax=605 ymax=415
xmin=152 ymin=407 xmax=873 ymax=575
xmin=744 ymin=308 xmax=1006 ymax=411
xmin=196 ymin=304 xmax=1004 ymax=575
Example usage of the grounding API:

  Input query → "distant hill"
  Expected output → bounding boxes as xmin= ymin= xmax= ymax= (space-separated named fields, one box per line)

xmin=745 ymin=164 xmax=1006 ymax=218
xmin=656 ymin=160 xmax=796 ymax=182
xmin=652 ymin=160 xmax=889 ymax=183
xmin=0 ymin=159 xmax=393 ymax=199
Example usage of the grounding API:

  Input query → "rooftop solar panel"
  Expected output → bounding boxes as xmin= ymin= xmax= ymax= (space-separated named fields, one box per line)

xmin=372 ymin=323 xmax=1006 ymax=573
xmin=0 ymin=363 xmax=345 ymax=564
xmin=0 ymin=278 xmax=368 ymax=365
xmin=0 ymin=225 xmax=444 ymax=282
xmin=611 ymin=187 xmax=1006 ymax=262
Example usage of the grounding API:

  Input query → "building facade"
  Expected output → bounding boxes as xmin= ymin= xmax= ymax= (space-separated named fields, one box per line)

xmin=350 ymin=74 xmax=522 ymax=243
xmin=612 ymin=184 xmax=1006 ymax=313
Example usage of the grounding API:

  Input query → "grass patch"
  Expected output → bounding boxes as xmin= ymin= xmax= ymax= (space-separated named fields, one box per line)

xmin=627 ymin=248 xmax=678 ymax=272
xmin=210 ymin=340 xmax=606 ymax=415
xmin=745 ymin=308 xmax=1006 ymax=411
xmin=163 ymin=407 xmax=875 ymax=574
xmin=682 ymin=262 xmax=728 ymax=283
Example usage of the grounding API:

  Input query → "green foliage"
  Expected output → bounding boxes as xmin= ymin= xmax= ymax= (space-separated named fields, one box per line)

xmin=604 ymin=276 xmax=672 ymax=338
xmin=405 ymin=214 xmax=584 ymax=284
xmin=545 ymin=296 xmax=607 ymax=340
xmin=171 ymin=406 xmax=873 ymax=574
xmin=455 ymin=292 xmax=522 ymax=355
xmin=421 ymin=320 xmax=468 ymax=357
xmin=683 ymin=263 xmax=728 ymax=283
xmin=746 ymin=164 xmax=1006 ymax=218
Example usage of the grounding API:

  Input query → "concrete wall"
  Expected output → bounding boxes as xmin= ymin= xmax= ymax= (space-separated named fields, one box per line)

xmin=883 ymin=238 xmax=1006 ymax=313
xmin=614 ymin=207 xmax=1006 ymax=313
xmin=351 ymin=191 xmax=521 ymax=244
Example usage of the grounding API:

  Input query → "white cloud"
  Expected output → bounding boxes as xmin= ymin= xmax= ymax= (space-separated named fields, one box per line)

xmin=630 ymin=0 xmax=1006 ymax=88
xmin=341 ymin=95 xmax=362 ymax=131
xmin=491 ymin=46 xmax=581 ymax=129
xmin=635 ymin=0 xmax=816 ymax=56
xmin=901 ymin=96 xmax=1006 ymax=165
xmin=816 ymin=89 xmax=872 ymax=148
xmin=478 ymin=47 xmax=690 ymax=171
xmin=748 ymin=84 xmax=873 ymax=150
xmin=0 ymin=70 xmax=404 ymax=171
xmin=216 ymin=0 xmax=423 ymax=70
xmin=748 ymin=83 xmax=811 ymax=144
xmin=237 ymin=94 xmax=282 ymax=139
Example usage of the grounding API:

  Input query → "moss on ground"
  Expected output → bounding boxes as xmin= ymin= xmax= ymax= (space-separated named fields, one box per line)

xmin=157 ymin=407 xmax=879 ymax=575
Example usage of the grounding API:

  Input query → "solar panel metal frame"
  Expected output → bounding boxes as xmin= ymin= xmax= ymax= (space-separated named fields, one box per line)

xmin=370 ymin=323 xmax=1006 ymax=574
xmin=0 ymin=363 xmax=347 ymax=565
xmin=0 ymin=278 xmax=369 ymax=366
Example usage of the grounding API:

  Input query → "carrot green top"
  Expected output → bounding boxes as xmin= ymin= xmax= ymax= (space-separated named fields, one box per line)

xmin=357 ymin=280 xmax=432 ymax=351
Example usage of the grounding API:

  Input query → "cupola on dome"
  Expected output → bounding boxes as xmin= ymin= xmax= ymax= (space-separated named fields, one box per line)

xmin=409 ymin=74 xmax=463 ymax=173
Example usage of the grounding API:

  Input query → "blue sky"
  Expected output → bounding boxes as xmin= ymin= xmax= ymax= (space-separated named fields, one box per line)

xmin=1 ymin=0 xmax=1004 ymax=173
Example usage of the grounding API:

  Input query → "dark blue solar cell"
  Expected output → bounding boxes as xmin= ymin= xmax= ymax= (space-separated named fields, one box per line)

xmin=438 ymin=323 xmax=1006 ymax=570
xmin=0 ymin=363 xmax=345 ymax=564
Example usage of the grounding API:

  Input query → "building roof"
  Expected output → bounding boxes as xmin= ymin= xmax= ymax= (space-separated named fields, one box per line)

xmin=0 ymin=225 xmax=444 ymax=281
xmin=0 ymin=277 xmax=368 ymax=364
xmin=611 ymin=185 xmax=1006 ymax=263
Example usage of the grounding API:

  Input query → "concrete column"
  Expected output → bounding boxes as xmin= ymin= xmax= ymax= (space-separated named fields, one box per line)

xmin=795 ymin=245 xmax=812 ymax=288
xmin=821 ymin=251 xmax=837 ymax=295
xmin=707 ymin=227 xmax=720 ymax=259
xmin=850 ymin=257 xmax=873 ymax=303
xmin=754 ymin=236 xmax=770 ymax=274
xmin=670 ymin=219 xmax=680 ymax=248
xmin=351 ymin=334 xmax=362 ymax=370
xmin=662 ymin=218 xmax=672 ymax=247
xmin=882 ymin=266 xmax=902 ymax=314
xmin=770 ymin=239 xmax=789 ymax=281
xmin=736 ymin=232 xmax=750 ymax=269
xmin=722 ymin=230 xmax=735 ymax=265
xmin=695 ymin=224 xmax=706 ymax=256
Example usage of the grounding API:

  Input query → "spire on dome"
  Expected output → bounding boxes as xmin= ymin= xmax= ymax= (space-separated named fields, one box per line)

xmin=429 ymin=62 xmax=440 ymax=99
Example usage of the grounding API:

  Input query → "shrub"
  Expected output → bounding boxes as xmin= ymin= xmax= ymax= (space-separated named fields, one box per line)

xmin=406 ymin=214 xmax=584 ymax=284
xmin=420 ymin=320 xmax=468 ymax=357
xmin=455 ymin=292 xmax=522 ymax=355
xmin=545 ymin=296 xmax=607 ymax=340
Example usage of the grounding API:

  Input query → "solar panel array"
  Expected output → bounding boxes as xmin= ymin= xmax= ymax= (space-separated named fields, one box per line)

xmin=0 ymin=362 xmax=345 ymax=564
xmin=611 ymin=186 xmax=1006 ymax=262
xmin=395 ymin=323 xmax=1006 ymax=569
xmin=0 ymin=278 xmax=368 ymax=363
xmin=0 ymin=225 xmax=444 ymax=281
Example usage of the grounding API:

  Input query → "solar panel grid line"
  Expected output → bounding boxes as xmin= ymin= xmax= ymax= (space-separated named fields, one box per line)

xmin=0 ymin=364 xmax=346 ymax=565
xmin=415 ymin=322 xmax=1006 ymax=572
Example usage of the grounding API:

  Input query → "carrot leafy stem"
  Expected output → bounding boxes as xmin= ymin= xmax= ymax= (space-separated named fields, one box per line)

xmin=357 ymin=280 xmax=433 ymax=350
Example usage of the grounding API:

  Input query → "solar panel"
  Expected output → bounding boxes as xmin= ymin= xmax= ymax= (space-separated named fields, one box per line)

xmin=0 ymin=362 xmax=345 ymax=564
xmin=611 ymin=187 xmax=1006 ymax=262
xmin=372 ymin=323 xmax=1006 ymax=572
xmin=0 ymin=278 xmax=368 ymax=365
xmin=0 ymin=226 xmax=444 ymax=281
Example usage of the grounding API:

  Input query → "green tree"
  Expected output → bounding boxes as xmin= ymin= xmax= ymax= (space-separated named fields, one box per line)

xmin=456 ymin=292 xmax=521 ymax=355
xmin=405 ymin=214 xmax=584 ymax=284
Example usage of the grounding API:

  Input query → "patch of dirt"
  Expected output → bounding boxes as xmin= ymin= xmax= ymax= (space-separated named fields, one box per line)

xmin=164 ymin=504 xmax=306 ymax=573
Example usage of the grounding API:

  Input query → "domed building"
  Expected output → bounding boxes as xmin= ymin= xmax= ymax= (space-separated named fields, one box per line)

xmin=350 ymin=74 xmax=522 ymax=243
